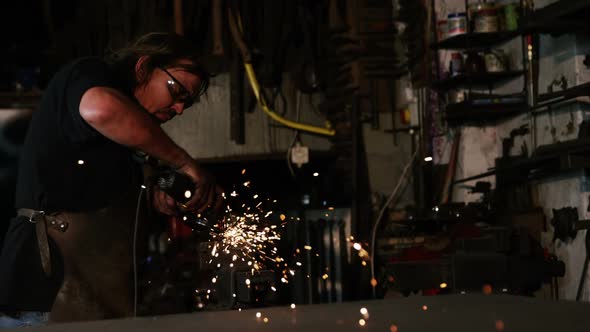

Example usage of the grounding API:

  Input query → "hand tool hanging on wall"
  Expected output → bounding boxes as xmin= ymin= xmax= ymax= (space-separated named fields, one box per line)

xmin=440 ymin=130 xmax=460 ymax=204
xmin=174 ymin=0 xmax=184 ymax=35
xmin=212 ymin=0 xmax=224 ymax=57
xmin=230 ymin=43 xmax=245 ymax=144
xmin=291 ymin=1 xmax=321 ymax=94
xmin=328 ymin=0 xmax=347 ymax=34
xmin=551 ymin=207 xmax=590 ymax=301
xmin=205 ymin=0 xmax=244 ymax=145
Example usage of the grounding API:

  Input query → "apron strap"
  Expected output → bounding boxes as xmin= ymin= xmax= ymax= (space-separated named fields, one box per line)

xmin=17 ymin=208 xmax=70 ymax=277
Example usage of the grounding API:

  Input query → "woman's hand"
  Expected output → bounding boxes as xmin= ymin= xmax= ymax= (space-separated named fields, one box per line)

xmin=152 ymin=187 xmax=178 ymax=216
xmin=177 ymin=159 xmax=222 ymax=213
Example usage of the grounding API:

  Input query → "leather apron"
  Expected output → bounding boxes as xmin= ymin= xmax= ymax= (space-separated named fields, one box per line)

xmin=44 ymin=186 xmax=147 ymax=322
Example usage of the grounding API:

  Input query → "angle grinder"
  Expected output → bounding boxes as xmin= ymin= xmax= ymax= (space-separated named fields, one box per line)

xmin=155 ymin=168 xmax=220 ymax=234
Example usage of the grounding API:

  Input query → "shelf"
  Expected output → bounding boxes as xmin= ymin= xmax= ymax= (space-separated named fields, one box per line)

xmin=536 ymin=81 xmax=590 ymax=104
xmin=0 ymin=92 xmax=42 ymax=109
xmin=433 ymin=31 xmax=521 ymax=50
xmin=523 ymin=0 xmax=590 ymax=35
xmin=445 ymin=98 xmax=528 ymax=125
xmin=454 ymin=137 xmax=590 ymax=185
xmin=432 ymin=71 xmax=524 ymax=90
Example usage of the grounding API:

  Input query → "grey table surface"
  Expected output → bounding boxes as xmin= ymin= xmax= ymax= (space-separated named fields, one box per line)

xmin=13 ymin=294 xmax=590 ymax=332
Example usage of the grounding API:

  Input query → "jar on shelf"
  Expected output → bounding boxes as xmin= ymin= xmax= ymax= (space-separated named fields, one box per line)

xmin=484 ymin=49 xmax=509 ymax=72
xmin=468 ymin=2 xmax=495 ymax=32
xmin=474 ymin=7 xmax=499 ymax=33
xmin=503 ymin=3 xmax=519 ymax=31
xmin=465 ymin=52 xmax=486 ymax=74
xmin=450 ymin=52 xmax=465 ymax=76
xmin=437 ymin=19 xmax=448 ymax=40
xmin=447 ymin=12 xmax=467 ymax=37
xmin=447 ymin=89 xmax=466 ymax=104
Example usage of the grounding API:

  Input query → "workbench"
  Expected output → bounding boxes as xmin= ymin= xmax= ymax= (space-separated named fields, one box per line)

xmin=15 ymin=294 xmax=590 ymax=332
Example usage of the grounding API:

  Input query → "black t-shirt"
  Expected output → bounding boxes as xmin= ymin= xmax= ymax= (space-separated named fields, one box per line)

xmin=0 ymin=57 xmax=143 ymax=311
xmin=16 ymin=57 xmax=140 ymax=211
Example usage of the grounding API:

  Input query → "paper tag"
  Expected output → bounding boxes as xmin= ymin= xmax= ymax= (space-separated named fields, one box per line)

xmin=291 ymin=144 xmax=309 ymax=167
xmin=404 ymin=87 xmax=414 ymax=102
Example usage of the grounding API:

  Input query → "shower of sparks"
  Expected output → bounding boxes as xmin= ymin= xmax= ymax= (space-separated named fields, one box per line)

xmin=208 ymin=211 xmax=282 ymax=274
xmin=204 ymin=175 xmax=289 ymax=291
xmin=199 ymin=172 xmax=381 ymax=309
xmin=170 ymin=169 xmax=304 ymax=314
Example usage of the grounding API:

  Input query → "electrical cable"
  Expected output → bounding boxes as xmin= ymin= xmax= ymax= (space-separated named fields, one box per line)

xmin=227 ymin=6 xmax=335 ymax=137
xmin=133 ymin=186 xmax=145 ymax=317
xmin=243 ymin=63 xmax=335 ymax=136
xmin=369 ymin=149 xmax=418 ymax=298
xmin=286 ymin=91 xmax=303 ymax=178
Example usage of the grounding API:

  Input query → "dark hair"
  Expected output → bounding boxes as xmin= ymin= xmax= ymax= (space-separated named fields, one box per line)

xmin=105 ymin=32 xmax=210 ymax=98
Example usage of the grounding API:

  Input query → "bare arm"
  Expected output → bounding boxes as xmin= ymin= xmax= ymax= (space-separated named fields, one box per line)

xmin=79 ymin=86 xmax=219 ymax=213
xmin=79 ymin=86 xmax=192 ymax=169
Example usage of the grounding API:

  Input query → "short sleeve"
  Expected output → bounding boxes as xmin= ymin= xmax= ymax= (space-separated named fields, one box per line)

xmin=63 ymin=58 xmax=116 ymax=142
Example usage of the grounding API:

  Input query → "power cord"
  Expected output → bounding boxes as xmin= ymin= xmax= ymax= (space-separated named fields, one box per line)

xmin=286 ymin=91 xmax=303 ymax=178
xmin=133 ymin=185 xmax=146 ymax=317
xmin=370 ymin=149 xmax=418 ymax=298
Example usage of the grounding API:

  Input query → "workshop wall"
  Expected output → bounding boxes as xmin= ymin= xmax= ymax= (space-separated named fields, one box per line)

xmin=162 ymin=73 xmax=331 ymax=159
xmin=163 ymin=72 xmax=416 ymax=203
xmin=363 ymin=113 xmax=414 ymax=202
xmin=435 ymin=0 xmax=590 ymax=300
xmin=530 ymin=27 xmax=590 ymax=301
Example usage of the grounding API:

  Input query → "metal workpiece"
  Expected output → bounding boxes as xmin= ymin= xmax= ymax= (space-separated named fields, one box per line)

xmin=21 ymin=295 xmax=590 ymax=332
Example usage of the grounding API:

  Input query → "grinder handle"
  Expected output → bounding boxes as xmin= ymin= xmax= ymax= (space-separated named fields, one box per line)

xmin=155 ymin=169 xmax=196 ymax=205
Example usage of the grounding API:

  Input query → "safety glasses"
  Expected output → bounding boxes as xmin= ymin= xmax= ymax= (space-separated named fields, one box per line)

xmin=159 ymin=67 xmax=197 ymax=109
